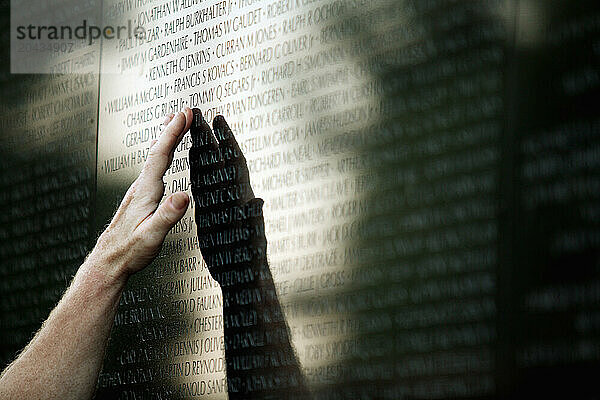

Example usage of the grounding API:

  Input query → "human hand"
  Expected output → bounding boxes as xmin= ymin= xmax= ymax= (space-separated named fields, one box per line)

xmin=188 ymin=109 xmax=266 ymax=284
xmin=89 ymin=109 xmax=194 ymax=281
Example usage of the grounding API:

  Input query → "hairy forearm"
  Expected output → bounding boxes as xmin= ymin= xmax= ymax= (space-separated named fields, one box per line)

xmin=0 ymin=110 xmax=192 ymax=400
xmin=0 ymin=252 xmax=128 ymax=400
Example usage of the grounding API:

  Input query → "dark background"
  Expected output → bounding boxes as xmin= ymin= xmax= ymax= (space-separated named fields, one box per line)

xmin=2 ymin=0 xmax=600 ymax=398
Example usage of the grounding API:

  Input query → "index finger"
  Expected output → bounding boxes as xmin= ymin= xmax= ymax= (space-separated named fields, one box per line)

xmin=143 ymin=109 xmax=193 ymax=180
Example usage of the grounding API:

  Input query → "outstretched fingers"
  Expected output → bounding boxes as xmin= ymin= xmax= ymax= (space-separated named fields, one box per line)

xmin=213 ymin=115 xmax=244 ymax=161
xmin=213 ymin=115 xmax=254 ymax=201
xmin=189 ymin=108 xmax=222 ymax=192
xmin=190 ymin=108 xmax=219 ymax=152
xmin=188 ymin=111 xmax=254 ymax=210
xmin=143 ymin=108 xmax=193 ymax=181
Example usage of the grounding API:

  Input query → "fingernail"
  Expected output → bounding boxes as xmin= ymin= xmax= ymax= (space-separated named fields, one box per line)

xmin=169 ymin=112 xmax=183 ymax=126
xmin=163 ymin=113 xmax=174 ymax=125
xmin=171 ymin=192 xmax=189 ymax=210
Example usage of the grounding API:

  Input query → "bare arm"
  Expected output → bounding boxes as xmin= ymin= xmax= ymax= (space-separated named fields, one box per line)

xmin=0 ymin=109 xmax=193 ymax=400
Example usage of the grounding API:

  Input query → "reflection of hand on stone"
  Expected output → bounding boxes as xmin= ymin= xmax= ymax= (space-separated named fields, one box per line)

xmin=189 ymin=109 xmax=266 ymax=284
xmin=189 ymin=110 xmax=310 ymax=399
xmin=91 ymin=109 xmax=193 ymax=279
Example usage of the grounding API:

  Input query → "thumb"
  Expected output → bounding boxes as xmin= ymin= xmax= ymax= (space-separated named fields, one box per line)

xmin=147 ymin=192 xmax=189 ymax=237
